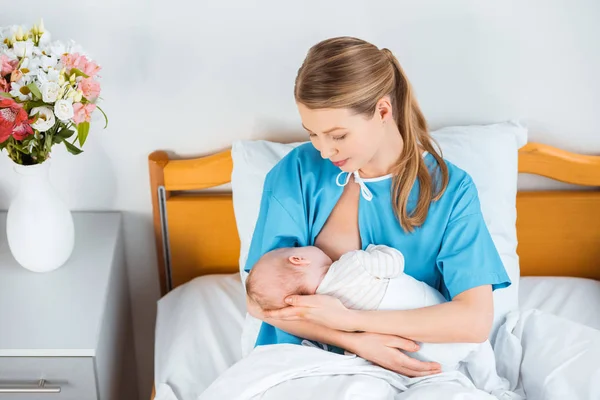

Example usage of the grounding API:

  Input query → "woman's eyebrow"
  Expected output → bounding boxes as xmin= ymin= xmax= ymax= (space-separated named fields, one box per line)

xmin=302 ymin=124 xmax=345 ymax=134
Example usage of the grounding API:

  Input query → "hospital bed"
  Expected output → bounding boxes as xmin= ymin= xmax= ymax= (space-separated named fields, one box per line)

xmin=148 ymin=133 xmax=600 ymax=400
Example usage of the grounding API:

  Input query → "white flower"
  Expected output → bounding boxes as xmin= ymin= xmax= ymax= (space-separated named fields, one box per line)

xmin=41 ymin=81 xmax=61 ymax=103
xmin=3 ymin=48 xmax=17 ymax=60
xmin=13 ymin=39 xmax=35 ymax=58
xmin=30 ymin=106 xmax=56 ymax=132
xmin=73 ymin=89 xmax=83 ymax=103
xmin=37 ymin=67 xmax=61 ymax=84
xmin=54 ymin=99 xmax=74 ymax=121
xmin=38 ymin=31 xmax=52 ymax=46
xmin=64 ymin=39 xmax=86 ymax=57
xmin=47 ymin=41 xmax=66 ymax=58
xmin=9 ymin=79 xmax=32 ymax=101
xmin=18 ymin=57 xmax=41 ymax=76
xmin=40 ymin=54 xmax=58 ymax=71
xmin=1 ymin=25 xmax=22 ymax=43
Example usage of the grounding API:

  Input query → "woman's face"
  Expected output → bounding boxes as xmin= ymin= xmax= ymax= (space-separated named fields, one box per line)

xmin=296 ymin=99 xmax=394 ymax=174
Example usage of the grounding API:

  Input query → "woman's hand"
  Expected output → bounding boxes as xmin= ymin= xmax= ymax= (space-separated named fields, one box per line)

xmin=346 ymin=332 xmax=442 ymax=378
xmin=263 ymin=294 xmax=356 ymax=331
xmin=246 ymin=295 xmax=266 ymax=320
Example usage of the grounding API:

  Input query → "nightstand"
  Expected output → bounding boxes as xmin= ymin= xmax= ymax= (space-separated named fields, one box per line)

xmin=0 ymin=212 xmax=139 ymax=400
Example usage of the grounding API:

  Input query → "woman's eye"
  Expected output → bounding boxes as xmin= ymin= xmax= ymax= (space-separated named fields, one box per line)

xmin=333 ymin=134 xmax=347 ymax=141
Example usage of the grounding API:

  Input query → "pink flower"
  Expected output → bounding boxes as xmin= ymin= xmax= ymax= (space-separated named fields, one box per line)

xmin=0 ymin=98 xmax=33 ymax=143
xmin=72 ymin=102 xmax=96 ymax=124
xmin=78 ymin=77 xmax=101 ymax=100
xmin=0 ymin=55 xmax=18 ymax=77
xmin=61 ymin=53 xmax=84 ymax=71
xmin=82 ymin=60 xmax=101 ymax=77
xmin=62 ymin=53 xmax=101 ymax=77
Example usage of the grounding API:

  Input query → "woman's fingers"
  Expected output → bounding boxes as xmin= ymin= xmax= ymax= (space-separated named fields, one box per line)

xmin=399 ymin=354 xmax=441 ymax=373
xmin=264 ymin=306 xmax=305 ymax=320
xmin=397 ymin=366 xmax=441 ymax=377
xmin=389 ymin=336 xmax=420 ymax=352
xmin=386 ymin=337 xmax=442 ymax=373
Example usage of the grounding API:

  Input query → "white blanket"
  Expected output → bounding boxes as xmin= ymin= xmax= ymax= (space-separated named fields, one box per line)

xmin=198 ymin=344 xmax=515 ymax=400
xmin=156 ymin=306 xmax=600 ymax=400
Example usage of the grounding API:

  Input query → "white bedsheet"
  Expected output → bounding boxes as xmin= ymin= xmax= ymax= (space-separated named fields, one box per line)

xmin=154 ymin=274 xmax=600 ymax=400
xmin=198 ymin=344 xmax=512 ymax=400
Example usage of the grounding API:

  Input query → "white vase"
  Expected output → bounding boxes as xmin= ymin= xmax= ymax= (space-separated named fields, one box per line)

xmin=6 ymin=160 xmax=75 ymax=273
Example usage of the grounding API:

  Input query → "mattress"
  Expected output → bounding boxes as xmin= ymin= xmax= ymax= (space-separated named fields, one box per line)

xmin=154 ymin=273 xmax=600 ymax=399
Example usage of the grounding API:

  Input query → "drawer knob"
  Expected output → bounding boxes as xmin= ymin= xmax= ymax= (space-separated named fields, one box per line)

xmin=0 ymin=379 xmax=61 ymax=393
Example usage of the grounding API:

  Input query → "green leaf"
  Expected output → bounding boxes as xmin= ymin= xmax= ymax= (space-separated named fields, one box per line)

xmin=96 ymin=105 xmax=108 ymax=129
xmin=77 ymin=122 xmax=90 ymax=147
xmin=64 ymin=140 xmax=83 ymax=155
xmin=57 ymin=127 xmax=75 ymax=139
xmin=70 ymin=68 xmax=89 ymax=79
xmin=26 ymin=82 xmax=42 ymax=100
xmin=24 ymin=100 xmax=47 ymax=112
xmin=0 ymin=92 xmax=12 ymax=99
xmin=44 ymin=132 xmax=52 ymax=153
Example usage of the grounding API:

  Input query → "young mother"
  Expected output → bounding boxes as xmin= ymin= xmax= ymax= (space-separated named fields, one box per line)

xmin=244 ymin=36 xmax=511 ymax=378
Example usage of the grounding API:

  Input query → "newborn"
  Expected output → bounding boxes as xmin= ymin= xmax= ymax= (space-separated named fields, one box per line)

xmin=246 ymin=244 xmax=516 ymax=398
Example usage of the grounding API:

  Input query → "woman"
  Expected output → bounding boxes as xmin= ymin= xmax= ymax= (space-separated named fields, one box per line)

xmin=244 ymin=36 xmax=511 ymax=378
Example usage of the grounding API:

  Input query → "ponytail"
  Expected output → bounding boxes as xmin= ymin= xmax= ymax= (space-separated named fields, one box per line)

xmin=382 ymin=48 xmax=449 ymax=232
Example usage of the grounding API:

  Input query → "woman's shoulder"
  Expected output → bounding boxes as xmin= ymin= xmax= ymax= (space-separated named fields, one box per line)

xmin=425 ymin=152 xmax=475 ymax=193
xmin=264 ymin=142 xmax=328 ymax=190
xmin=264 ymin=142 xmax=326 ymax=192
xmin=426 ymin=154 xmax=483 ymax=221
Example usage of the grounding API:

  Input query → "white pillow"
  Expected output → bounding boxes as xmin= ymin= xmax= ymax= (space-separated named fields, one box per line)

xmin=231 ymin=121 xmax=527 ymax=340
xmin=519 ymin=276 xmax=600 ymax=331
xmin=495 ymin=309 xmax=600 ymax=400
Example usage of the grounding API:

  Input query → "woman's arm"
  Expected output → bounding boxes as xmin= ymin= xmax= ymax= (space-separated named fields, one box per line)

xmin=351 ymin=286 xmax=494 ymax=343
xmin=247 ymin=297 xmax=442 ymax=377
xmin=266 ymin=285 xmax=493 ymax=344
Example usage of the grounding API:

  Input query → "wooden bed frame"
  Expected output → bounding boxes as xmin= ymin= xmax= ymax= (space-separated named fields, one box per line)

xmin=148 ymin=141 xmax=600 ymax=400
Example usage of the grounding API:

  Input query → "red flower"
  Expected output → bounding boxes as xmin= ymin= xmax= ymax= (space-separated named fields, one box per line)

xmin=0 ymin=98 xmax=33 ymax=143
xmin=0 ymin=77 xmax=9 ymax=92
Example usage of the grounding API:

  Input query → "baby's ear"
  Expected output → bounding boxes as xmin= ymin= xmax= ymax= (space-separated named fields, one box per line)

xmin=288 ymin=256 xmax=310 ymax=266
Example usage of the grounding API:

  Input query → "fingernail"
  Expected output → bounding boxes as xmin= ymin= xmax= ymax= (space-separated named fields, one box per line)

xmin=285 ymin=297 xmax=292 ymax=304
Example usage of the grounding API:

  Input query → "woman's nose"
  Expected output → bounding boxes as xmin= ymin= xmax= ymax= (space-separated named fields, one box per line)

xmin=320 ymin=147 xmax=338 ymax=159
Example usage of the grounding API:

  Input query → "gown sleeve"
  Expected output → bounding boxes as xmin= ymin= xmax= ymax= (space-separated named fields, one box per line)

xmin=436 ymin=175 xmax=511 ymax=299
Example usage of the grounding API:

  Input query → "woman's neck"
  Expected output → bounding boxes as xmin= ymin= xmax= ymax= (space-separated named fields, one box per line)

xmin=359 ymin=124 xmax=404 ymax=178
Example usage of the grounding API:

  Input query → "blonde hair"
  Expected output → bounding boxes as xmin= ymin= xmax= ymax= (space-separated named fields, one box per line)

xmin=294 ymin=36 xmax=449 ymax=232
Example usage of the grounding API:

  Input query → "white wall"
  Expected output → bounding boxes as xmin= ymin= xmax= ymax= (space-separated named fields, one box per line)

xmin=2 ymin=1 xmax=599 ymax=398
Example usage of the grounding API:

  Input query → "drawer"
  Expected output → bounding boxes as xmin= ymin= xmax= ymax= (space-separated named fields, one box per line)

xmin=0 ymin=357 xmax=97 ymax=400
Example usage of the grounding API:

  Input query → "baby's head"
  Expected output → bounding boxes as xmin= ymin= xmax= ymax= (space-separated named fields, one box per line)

xmin=246 ymin=246 xmax=332 ymax=310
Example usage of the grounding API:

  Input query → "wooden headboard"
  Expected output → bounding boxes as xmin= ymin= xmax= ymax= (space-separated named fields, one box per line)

xmin=148 ymin=142 xmax=600 ymax=297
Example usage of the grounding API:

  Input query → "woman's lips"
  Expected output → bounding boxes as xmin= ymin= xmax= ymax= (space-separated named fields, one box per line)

xmin=332 ymin=158 xmax=348 ymax=167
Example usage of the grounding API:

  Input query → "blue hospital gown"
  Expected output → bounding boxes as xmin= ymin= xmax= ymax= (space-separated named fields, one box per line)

xmin=244 ymin=143 xmax=511 ymax=349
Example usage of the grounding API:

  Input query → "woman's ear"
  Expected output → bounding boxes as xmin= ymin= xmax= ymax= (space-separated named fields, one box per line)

xmin=376 ymin=96 xmax=393 ymax=122
xmin=288 ymin=256 xmax=310 ymax=266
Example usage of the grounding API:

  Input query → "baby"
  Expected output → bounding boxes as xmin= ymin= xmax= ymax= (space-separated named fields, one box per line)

xmin=246 ymin=244 xmax=517 ymax=398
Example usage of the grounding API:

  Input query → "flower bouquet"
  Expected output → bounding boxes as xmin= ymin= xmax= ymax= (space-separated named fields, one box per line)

xmin=1 ymin=20 xmax=108 ymax=273
xmin=0 ymin=20 xmax=107 ymax=165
